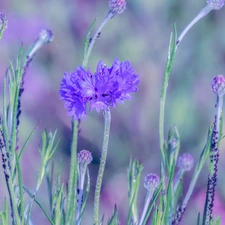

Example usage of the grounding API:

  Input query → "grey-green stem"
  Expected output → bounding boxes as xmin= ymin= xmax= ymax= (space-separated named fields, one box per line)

xmin=139 ymin=190 xmax=154 ymax=225
xmin=93 ymin=110 xmax=111 ymax=225
xmin=83 ymin=11 xmax=113 ymax=68
xmin=176 ymin=4 xmax=213 ymax=47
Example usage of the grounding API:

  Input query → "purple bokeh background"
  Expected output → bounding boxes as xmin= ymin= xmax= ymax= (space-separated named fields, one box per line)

xmin=0 ymin=0 xmax=225 ymax=224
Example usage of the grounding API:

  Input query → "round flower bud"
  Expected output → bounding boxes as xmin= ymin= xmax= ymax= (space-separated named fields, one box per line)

xmin=207 ymin=0 xmax=225 ymax=10
xmin=78 ymin=150 xmax=93 ymax=165
xmin=144 ymin=173 xmax=160 ymax=192
xmin=211 ymin=74 xmax=225 ymax=96
xmin=39 ymin=29 xmax=53 ymax=44
xmin=177 ymin=153 xmax=194 ymax=172
xmin=109 ymin=0 xmax=126 ymax=14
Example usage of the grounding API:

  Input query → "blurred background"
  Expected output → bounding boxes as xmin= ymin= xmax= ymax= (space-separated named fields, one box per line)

xmin=0 ymin=0 xmax=225 ymax=224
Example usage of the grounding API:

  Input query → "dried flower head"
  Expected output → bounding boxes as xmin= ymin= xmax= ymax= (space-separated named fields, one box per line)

xmin=207 ymin=0 xmax=225 ymax=10
xmin=78 ymin=150 xmax=93 ymax=165
xmin=59 ymin=59 xmax=140 ymax=120
xmin=144 ymin=173 xmax=160 ymax=192
xmin=211 ymin=74 xmax=225 ymax=96
xmin=109 ymin=0 xmax=126 ymax=14
xmin=177 ymin=153 xmax=194 ymax=172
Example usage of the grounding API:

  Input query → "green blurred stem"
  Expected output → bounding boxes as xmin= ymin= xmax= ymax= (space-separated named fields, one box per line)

xmin=66 ymin=119 xmax=78 ymax=224
xmin=176 ymin=4 xmax=212 ymax=46
xmin=83 ymin=11 xmax=113 ymax=68
xmin=93 ymin=110 xmax=111 ymax=225
xmin=139 ymin=190 xmax=154 ymax=225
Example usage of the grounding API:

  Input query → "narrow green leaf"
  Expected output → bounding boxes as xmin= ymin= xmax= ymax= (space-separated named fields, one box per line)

xmin=108 ymin=205 xmax=119 ymax=225
xmin=83 ymin=18 xmax=97 ymax=66
xmin=18 ymin=123 xmax=39 ymax=160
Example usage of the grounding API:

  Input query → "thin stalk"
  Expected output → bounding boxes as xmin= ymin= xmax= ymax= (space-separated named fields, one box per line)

xmin=66 ymin=119 xmax=78 ymax=224
xmin=139 ymin=191 xmax=153 ymax=225
xmin=83 ymin=11 xmax=113 ymax=68
xmin=93 ymin=110 xmax=111 ymax=225
xmin=202 ymin=95 xmax=223 ymax=225
xmin=159 ymin=26 xmax=177 ymax=210
xmin=176 ymin=5 xmax=212 ymax=46
xmin=172 ymin=126 xmax=212 ymax=225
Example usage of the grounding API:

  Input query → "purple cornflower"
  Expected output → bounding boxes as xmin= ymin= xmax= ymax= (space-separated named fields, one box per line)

xmin=59 ymin=59 xmax=140 ymax=120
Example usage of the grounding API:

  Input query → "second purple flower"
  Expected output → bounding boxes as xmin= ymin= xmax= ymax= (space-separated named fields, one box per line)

xmin=59 ymin=59 xmax=140 ymax=120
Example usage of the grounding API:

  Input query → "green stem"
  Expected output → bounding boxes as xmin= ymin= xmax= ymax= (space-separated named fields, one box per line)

xmin=159 ymin=29 xmax=177 ymax=211
xmin=83 ymin=11 xmax=113 ymax=68
xmin=93 ymin=110 xmax=111 ymax=225
xmin=66 ymin=119 xmax=78 ymax=224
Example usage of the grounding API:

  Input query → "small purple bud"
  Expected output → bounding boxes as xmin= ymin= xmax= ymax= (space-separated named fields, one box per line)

xmin=28 ymin=29 xmax=53 ymax=59
xmin=177 ymin=153 xmax=194 ymax=172
xmin=39 ymin=29 xmax=53 ymax=44
xmin=207 ymin=0 xmax=225 ymax=10
xmin=211 ymin=74 xmax=225 ymax=96
xmin=144 ymin=173 xmax=160 ymax=192
xmin=109 ymin=0 xmax=126 ymax=14
xmin=78 ymin=150 xmax=93 ymax=165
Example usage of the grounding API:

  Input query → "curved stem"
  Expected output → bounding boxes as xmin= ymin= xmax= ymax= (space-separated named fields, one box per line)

xmin=176 ymin=5 xmax=212 ymax=46
xmin=83 ymin=11 xmax=113 ymax=68
xmin=93 ymin=110 xmax=111 ymax=225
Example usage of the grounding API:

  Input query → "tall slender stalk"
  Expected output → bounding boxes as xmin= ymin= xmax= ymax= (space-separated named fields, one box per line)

xmin=202 ymin=94 xmax=223 ymax=225
xmin=159 ymin=25 xmax=177 ymax=210
xmin=66 ymin=119 xmax=78 ymax=224
xmin=93 ymin=110 xmax=111 ymax=225
xmin=67 ymin=10 xmax=114 ymax=224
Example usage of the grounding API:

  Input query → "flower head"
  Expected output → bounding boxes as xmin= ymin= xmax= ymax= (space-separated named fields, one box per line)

xmin=211 ymin=74 xmax=225 ymax=96
xmin=28 ymin=29 xmax=53 ymax=59
xmin=109 ymin=0 xmax=126 ymax=14
xmin=177 ymin=153 xmax=194 ymax=172
xmin=144 ymin=173 xmax=160 ymax=192
xmin=207 ymin=0 xmax=225 ymax=10
xmin=78 ymin=150 xmax=93 ymax=165
xmin=59 ymin=59 xmax=140 ymax=120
